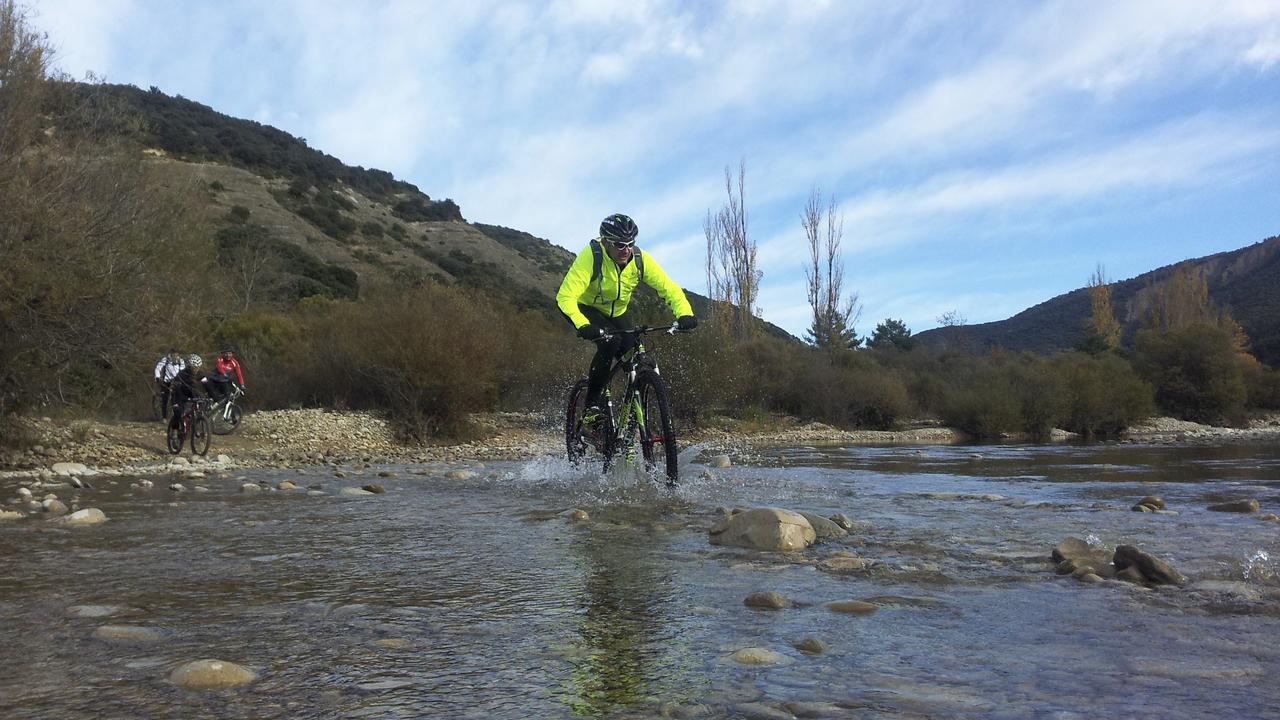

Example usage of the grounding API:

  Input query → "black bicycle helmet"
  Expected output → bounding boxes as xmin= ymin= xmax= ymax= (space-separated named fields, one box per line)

xmin=599 ymin=214 xmax=638 ymax=246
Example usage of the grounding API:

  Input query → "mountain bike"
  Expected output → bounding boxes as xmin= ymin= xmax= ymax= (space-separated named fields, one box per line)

xmin=207 ymin=383 xmax=245 ymax=435
xmin=565 ymin=323 xmax=685 ymax=485
xmin=167 ymin=397 xmax=211 ymax=456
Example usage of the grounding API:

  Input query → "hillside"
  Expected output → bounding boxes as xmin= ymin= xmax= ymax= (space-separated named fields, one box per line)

xmin=83 ymin=83 xmax=797 ymax=337
xmin=918 ymin=235 xmax=1280 ymax=366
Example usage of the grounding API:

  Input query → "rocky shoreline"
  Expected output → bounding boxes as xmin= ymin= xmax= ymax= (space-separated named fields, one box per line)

xmin=2 ymin=409 xmax=1278 ymax=479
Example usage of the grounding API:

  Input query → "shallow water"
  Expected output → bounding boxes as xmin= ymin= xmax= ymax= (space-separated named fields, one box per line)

xmin=3 ymin=442 xmax=1279 ymax=719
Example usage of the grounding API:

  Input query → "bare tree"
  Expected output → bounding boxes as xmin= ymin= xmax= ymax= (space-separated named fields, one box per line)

xmin=704 ymin=160 xmax=761 ymax=339
xmin=936 ymin=310 xmax=967 ymax=327
xmin=802 ymin=187 xmax=861 ymax=351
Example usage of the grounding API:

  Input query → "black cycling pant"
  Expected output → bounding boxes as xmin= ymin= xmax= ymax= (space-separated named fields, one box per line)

xmin=563 ymin=304 xmax=637 ymax=407
xmin=207 ymin=377 xmax=230 ymax=401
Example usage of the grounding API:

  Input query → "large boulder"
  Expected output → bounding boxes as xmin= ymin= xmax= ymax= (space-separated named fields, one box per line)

xmin=709 ymin=508 xmax=816 ymax=551
xmin=1113 ymin=545 xmax=1187 ymax=586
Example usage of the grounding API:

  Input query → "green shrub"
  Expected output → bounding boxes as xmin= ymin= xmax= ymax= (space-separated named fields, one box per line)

xmin=1135 ymin=325 xmax=1247 ymax=424
xmin=1051 ymin=352 xmax=1154 ymax=437
xmin=1241 ymin=358 xmax=1280 ymax=411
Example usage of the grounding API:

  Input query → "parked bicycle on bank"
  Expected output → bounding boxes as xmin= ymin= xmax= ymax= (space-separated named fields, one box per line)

xmin=565 ymin=323 xmax=686 ymax=485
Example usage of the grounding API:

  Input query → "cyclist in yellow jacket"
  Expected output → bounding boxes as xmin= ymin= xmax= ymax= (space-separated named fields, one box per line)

xmin=557 ymin=213 xmax=697 ymax=420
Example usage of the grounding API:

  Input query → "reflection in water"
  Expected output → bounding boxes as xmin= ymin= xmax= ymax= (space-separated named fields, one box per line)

xmin=561 ymin=515 xmax=691 ymax=716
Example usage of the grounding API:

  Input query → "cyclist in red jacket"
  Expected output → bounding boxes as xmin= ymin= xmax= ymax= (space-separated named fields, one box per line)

xmin=207 ymin=345 xmax=245 ymax=401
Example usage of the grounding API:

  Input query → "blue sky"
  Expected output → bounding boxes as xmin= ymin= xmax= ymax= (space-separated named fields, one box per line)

xmin=36 ymin=0 xmax=1280 ymax=338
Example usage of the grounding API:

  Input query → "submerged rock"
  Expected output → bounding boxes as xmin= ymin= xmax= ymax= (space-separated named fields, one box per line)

xmin=1207 ymin=499 xmax=1260 ymax=513
xmin=361 ymin=484 xmax=386 ymax=494
xmin=709 ymin=508 xmax=815 ymax=552
xmin=729 ymin=647 xmax=784 ymax=665
xmin=561 ymin=508 xmax=589 ymax=522
xmin=169 ymin=659 xmax=257 ymax=690
xmin=709 ymin=454 xmax=732 ymax=468
xmin=0 ymin=509 xmax=24 ymax=521
xmin=824 ymin=600 xmax=878 ymax=615
xmin=339 ymin=487 xmax=374 ymax=496
xmin=93 ymin=625 xmax=163 ymax=643
xmin=1138 ymin=495 xmax=1165 ymax=510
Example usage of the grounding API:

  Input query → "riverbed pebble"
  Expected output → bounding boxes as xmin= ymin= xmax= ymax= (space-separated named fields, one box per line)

xmin=169 ymin=659 xmax=257 ymax=690
xmin=42 ymin=498 xmax=68 ymax=516
xmin=561 ymin=508 xmax=589 ymax=522
xmin=446 ymin=469 xmax=477 ymax=480
xmin=169 ymin=483 xmax=185 ymax=492
xmin=0 ymin=509 xmax=24 ymax=520
xmin=361 ymin=484 xmax=386 ymax=494
xmin=277 ymin=481 xmax=297 ymax=491
xmin=241 ymin=483 xmax=262 ymax=493
xmin=709 ymin=454 xmax=732 ymax=468
xmin=797 ymin=511 xmax=847 ymax=541
xmin=339 ymin=487 xmax=374 ymax=496
xmin=829 ymin=512 xmax=854 ymax=530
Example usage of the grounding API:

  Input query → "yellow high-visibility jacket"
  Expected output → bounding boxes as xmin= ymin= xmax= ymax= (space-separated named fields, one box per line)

xmin=556 ymin=240 xmax=694 ymax=329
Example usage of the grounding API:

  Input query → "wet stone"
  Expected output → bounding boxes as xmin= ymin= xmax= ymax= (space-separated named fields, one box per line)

xmin=829 ymin=512 xmax=854 ymax=530
xmin=744 ymin=591 xmax=792 ymax=610
xmin=1113 ymin=545 xmax=1186 ymax=586
xmin=361 ymin=484 xmax=386 ymax=494
xmin=1138 ymin=495 xmax=1165 ymax=509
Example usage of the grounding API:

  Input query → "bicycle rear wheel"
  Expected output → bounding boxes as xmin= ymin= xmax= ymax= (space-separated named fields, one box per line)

xmin=191 ymin=415 xmax=210 ymax=456
xmin=636 ymin=371 xmax=678 ymax=485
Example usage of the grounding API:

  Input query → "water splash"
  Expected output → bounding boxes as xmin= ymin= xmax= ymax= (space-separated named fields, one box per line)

xmin=1243 ymin=549 xmax=1273 ymax=581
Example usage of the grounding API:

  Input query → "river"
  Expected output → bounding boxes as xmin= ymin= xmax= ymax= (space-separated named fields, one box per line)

xmin=2 ymin=441 xmax=1278 ymax=718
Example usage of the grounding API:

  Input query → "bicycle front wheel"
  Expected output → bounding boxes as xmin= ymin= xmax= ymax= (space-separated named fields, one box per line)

xmin=636 ymin=371 xmax=678 ymax=485
xmin=191 ymin=416 xmax=210 ymax=456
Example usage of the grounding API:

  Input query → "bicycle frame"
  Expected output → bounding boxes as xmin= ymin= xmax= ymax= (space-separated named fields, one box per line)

xmin=596 ymin=324 xmax=676 ymax=460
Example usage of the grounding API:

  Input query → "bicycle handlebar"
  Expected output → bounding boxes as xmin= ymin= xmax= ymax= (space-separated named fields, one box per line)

xmin=597 ymin=323 xmax=687 ymax=341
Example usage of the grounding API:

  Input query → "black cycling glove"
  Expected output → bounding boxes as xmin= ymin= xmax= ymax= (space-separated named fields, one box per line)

xmin=577 ymin=324 xmax=603 ymax=341
xmin=676 ymin=315 xmax=698 ymax=331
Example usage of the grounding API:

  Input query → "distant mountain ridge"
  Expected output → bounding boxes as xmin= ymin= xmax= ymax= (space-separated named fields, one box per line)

xmin=918 ymin=235 xmax=1280 ymax=366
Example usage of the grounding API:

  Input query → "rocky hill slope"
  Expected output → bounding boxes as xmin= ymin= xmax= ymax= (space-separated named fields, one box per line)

xmin=918 ymin=235 xmax=1280 ymax=365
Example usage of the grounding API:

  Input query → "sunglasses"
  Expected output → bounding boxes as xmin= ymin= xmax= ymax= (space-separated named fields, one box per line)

xmin=605 ymin=239 xmax=634 ymax=249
